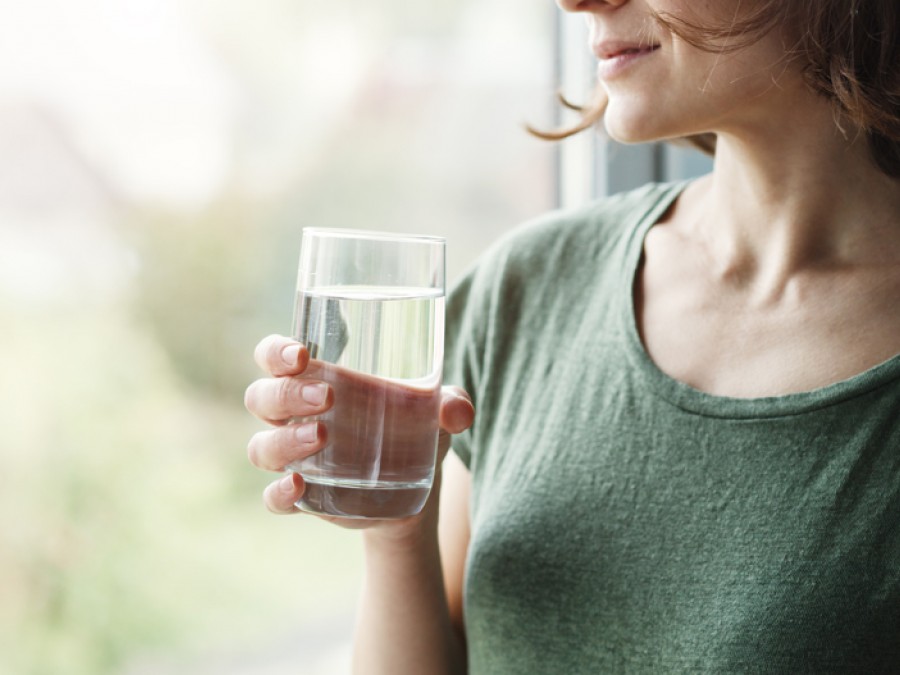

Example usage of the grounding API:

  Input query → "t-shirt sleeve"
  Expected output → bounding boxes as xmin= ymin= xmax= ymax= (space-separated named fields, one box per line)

xmin=441 ymin=205 xmax=610 ymax=470
xmin=441 ymin=184 xmax=667 ymax=470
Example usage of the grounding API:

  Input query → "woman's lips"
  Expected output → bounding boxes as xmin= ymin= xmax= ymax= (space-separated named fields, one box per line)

xmin=593 ymin=42 xmax=660 ymax=80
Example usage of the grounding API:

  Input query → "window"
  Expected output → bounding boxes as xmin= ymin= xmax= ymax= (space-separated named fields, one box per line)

xmin=1 ymin=1 xmax=554 ymax=673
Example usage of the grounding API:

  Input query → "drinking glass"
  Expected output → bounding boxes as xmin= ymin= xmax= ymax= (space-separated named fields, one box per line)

xmin=286 ymin=228 xmax=446 ymax=519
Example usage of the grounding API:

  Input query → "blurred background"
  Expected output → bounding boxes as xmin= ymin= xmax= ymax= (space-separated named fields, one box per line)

xmin=0 ymin=0 xmax=558 ymax=672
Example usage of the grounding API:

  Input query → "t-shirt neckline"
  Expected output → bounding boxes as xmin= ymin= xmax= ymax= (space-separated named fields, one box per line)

xmin=621 ymin=181 xmax=900 ymax=419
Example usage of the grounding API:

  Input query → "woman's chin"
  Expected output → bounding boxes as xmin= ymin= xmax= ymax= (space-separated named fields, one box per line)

xmin=602 ymin=121 xmax=656 ymax=146
xmin=602 ymin=96 xmax=697 ymax=146
xmin=601 ymin=109 xmax=662 ymax=146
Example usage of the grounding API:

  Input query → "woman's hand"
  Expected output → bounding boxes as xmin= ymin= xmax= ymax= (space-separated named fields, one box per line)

xmin=244 ymin=334 xmax=474 ymax=532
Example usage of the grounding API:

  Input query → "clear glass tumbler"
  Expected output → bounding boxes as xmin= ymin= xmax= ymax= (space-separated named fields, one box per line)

xmin=286 ymin=228 xmax=446 ymax=519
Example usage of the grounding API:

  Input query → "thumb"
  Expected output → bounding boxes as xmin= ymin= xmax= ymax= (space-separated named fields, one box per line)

xmin=439 ymin=386 xmax=475 ymax=435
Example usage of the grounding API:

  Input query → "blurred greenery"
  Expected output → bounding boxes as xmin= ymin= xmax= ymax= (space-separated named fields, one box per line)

xmin=0 ymin=0 xmax=554 ymax=672
xmin=0 ymin=280 xmax=364 ymax=674
xmin=125 ymin=195 xmax=292 ymax=398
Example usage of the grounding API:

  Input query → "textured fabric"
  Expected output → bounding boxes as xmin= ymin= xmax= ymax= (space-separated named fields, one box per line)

xmin=444 ymin=182 xmax=900 ymax=674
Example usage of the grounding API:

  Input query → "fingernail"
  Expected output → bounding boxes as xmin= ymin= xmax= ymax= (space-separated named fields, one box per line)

xmin=281 ymin=344 xmax=301 ymax=367
xmin=279 ymin=474 xmax=297 ymax=494
xmin=295 ymin=422 xmax=318 ymax=444
xmin=301 ymin=383 xmax=328 ymax=406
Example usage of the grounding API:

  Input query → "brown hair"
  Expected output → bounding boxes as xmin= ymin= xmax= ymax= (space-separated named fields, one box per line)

xmin=533 ymin=0 xmax=900 ymax=177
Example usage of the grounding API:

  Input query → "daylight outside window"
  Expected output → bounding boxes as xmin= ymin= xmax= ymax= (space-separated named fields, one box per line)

xmin=0 ymin=0 xmax=559 ymax=673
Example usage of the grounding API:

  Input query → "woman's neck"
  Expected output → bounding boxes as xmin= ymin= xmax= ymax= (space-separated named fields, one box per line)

xmin=678 ymin=108 xmax=900 ymax=304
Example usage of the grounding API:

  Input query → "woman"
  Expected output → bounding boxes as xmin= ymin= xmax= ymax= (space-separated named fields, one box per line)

xmin=245 ymin=0 xmax=900 ymax=671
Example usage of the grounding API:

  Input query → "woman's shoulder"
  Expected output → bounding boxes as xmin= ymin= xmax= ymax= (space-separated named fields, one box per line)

xmin=476 ymin=181 xmax=684 ymax=277
xmin=447 ymin=181 xmax=686 ymax=330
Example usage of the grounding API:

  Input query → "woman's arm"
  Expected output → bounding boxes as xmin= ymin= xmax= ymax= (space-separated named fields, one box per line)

xmin=439 ymin=452 xmax=471 ymax=648
xmin=351 ymin=414 xmax=473 ymax=675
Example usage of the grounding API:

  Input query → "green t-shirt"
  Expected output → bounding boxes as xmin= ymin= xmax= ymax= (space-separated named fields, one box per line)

xmin=444 ymin=181 xmax=900 ymax=674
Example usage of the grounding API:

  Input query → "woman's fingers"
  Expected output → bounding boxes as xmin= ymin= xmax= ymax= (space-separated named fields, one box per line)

xmin=252 ymin=372 xmax=476 ymax=522
xmin=248 ymin=422 xmax=328 ymax=472
xmin=262 ymin=474 xmax=400 ymax=528
xmin=246 ymin=335 xmax=333 ymax=424
xmin=263 ymin=473 xmax=303 ymax=514
xmin=439 ymin=386 xmax=475 ymax=435
xmin=244 ymin=375 xmax=334 ymax=425
xmin=254 ymin=334 xmax=309 ymax=377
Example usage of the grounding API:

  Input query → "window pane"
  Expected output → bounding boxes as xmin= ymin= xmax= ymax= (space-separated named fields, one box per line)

xmin=0 ymin=1 xmax=554 ymax=673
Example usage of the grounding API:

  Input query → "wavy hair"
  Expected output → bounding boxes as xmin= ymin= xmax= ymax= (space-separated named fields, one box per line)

xmin=532 ymin=0 xmax=900 ymax=177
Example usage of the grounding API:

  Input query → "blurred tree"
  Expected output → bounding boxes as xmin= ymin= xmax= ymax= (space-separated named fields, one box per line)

xmin=124 ymin=192 xmax=294 ymax=398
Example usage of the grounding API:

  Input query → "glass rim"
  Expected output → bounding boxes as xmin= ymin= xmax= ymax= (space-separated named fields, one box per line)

xmin=302 ymin=227 xmax=445 ymax=245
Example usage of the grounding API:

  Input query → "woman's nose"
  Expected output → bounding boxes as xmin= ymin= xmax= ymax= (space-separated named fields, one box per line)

xmin=556 ymin=0 xmax=628 ymax=13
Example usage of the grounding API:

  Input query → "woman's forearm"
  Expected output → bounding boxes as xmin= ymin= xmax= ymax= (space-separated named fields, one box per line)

xmin=352 ymin=528 xmax=466 ymax=675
